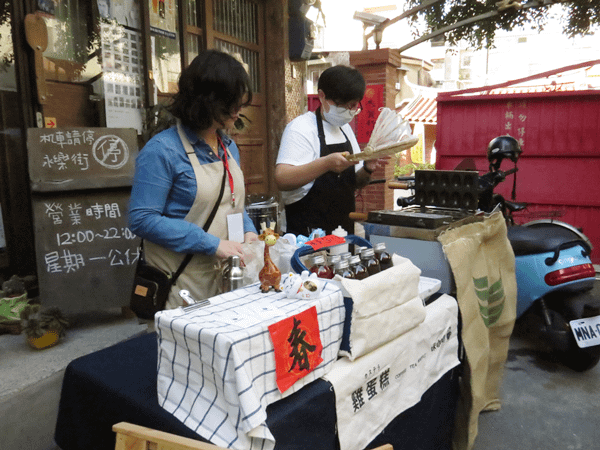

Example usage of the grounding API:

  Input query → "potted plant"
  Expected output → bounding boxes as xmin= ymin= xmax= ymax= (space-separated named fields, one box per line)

xmin=22 ymin=306 xmax=69 ymax=350
xmin=0 ymin=275 xmax=30 ymax=335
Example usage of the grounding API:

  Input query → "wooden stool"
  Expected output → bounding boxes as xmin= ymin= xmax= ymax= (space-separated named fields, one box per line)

xmin=113 ymin=422 xmax=393 ymax=450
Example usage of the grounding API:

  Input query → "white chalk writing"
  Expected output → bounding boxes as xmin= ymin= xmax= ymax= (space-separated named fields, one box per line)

xmin=45 ymin=203 xmax=64 ymax=225
xmin=86 ymin=202 xmax=122 ymax=220
xmin=45 ymin=246 xmax=139 ymax=273
xmin=44 ymin=249 xmax=86 ymax=273
xmin=55 ymin=227 xmax=136 ymax=247
xmin=40 ymin=130 xmax=95 ymax=147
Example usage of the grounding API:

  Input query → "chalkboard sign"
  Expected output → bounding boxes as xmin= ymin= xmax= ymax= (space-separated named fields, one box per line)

xmin=27 ymin=128 xmax=140 ymax=313
xmin=27 ymin=128 xmax=136 ymax=192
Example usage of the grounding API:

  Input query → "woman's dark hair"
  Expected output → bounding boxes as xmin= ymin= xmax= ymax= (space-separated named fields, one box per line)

xmin=318 ymin=65 xmax=365 ymax=104
xmin=169 ymin=50 xmax=252 ymax=130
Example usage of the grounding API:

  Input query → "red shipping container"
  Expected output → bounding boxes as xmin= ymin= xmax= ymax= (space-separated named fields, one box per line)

xmin=436 ymin=76 xmax=600 ymax=263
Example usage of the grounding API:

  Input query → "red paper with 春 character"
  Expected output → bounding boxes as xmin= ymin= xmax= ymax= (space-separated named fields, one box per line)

xmin=268 ymin=306 xmax=323 ymax=393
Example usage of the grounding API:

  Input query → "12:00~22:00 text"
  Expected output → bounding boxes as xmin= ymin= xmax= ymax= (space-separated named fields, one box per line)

xmin=56 ymin=227 xmax=137 ymax=246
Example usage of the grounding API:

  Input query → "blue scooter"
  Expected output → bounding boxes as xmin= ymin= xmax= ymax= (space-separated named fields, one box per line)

xmin=477 ymin=136 xmax=600 ymax=371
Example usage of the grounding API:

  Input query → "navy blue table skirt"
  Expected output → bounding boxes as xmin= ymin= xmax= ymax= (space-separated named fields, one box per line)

xmin=54 ymin=332 xmax=459 ymax=450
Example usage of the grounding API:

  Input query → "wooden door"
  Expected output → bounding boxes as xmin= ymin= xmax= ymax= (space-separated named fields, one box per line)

xmin=204 ymin=0 xmax=269 ymax=196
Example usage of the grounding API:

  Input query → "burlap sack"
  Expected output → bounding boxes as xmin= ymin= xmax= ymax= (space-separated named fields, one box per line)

xmin=437 ymin=212 xmax=517 ymax=450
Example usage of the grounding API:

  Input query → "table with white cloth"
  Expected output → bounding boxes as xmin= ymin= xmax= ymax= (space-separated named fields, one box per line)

xmin=325 ymin=293 xmax=460 ymax=450
xmin=155 ymin=280 xmax=345 ymax=450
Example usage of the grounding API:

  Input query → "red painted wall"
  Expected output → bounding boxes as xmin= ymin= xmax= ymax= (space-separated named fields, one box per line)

xmin=436 ymin=89 xmax=600 ymax=263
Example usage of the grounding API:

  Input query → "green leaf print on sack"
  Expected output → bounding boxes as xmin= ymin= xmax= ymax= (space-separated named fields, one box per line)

xmin=473 ymin=276 xmax=505 ymax=327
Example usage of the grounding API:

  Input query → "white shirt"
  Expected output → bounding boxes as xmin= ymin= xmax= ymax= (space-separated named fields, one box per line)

xmin=276 ymin=111 xmax=363 ymax=205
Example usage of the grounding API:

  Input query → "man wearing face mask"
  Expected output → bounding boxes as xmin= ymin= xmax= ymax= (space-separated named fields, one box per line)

xmin=275 ymin=65 xmax=387 ymax=236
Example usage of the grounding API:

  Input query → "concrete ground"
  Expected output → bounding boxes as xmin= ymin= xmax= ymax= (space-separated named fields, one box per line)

xmin=0 ymin=308 xmax=148 ymax=450
xmin=474 ymin=331 xmax=600 ymax=450
xmin=474 ymin=278 xmax=600 ymax=450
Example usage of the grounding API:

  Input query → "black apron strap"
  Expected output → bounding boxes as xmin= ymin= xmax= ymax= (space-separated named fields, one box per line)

xmin=285 ymin=108 xmax=357 ymax=236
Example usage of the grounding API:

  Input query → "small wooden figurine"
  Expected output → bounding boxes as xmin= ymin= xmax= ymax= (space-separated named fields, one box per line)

xmin=258 ymin=222 xmax=282 ymax=293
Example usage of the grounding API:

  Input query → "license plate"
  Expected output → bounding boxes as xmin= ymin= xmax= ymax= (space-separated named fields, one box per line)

xmin=570 ymin=315 xmax=600 ymax=348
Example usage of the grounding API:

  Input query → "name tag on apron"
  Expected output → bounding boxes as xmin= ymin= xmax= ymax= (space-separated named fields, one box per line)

xmin=227 ymin=213 xmax=244 ymax=242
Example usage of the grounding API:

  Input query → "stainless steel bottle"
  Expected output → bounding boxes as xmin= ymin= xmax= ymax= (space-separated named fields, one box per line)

xmin=222 ymin=255 xmax=244 ymax=293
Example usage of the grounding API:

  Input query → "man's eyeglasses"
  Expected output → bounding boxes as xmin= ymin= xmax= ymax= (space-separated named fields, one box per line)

xmin=331 ymin=100 xmax=363 ymax=114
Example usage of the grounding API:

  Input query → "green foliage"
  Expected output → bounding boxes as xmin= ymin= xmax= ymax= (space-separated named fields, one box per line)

xmin=405 ymin=0 xmax=600 ymax=49
xmin=394 ymin=162 xmax=435 ymax=177
xmin=0 ymin=0 xmax=13 ymax=72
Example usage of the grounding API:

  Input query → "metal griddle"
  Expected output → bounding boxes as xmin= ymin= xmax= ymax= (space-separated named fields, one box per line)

xmin=365 ymin=170 xmax=482 ymax=236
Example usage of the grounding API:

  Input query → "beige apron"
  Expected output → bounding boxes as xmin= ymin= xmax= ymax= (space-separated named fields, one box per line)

xmin=145 ymin=122 xmax=246 ymax=309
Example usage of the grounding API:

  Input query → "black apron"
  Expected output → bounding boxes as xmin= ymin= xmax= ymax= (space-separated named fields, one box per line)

xmin=285 ymin=107 xmax=357 ymax=236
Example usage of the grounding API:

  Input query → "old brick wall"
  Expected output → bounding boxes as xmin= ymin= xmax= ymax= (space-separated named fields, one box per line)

xmin=350 ymin=49 xmax=402 ymax=214
xmin=285 ymin=61 xmax=307 ymax=122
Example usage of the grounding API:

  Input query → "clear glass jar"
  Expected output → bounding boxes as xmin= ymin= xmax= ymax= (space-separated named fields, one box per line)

xmin=349 ymin=255 xmax=369 ymax=280
xmin=373 ymin=242 xmax=392 ymax=271
xmin=360 ymin=247 xmax=381 ymax=276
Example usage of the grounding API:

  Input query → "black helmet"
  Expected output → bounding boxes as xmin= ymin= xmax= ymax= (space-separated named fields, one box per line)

xmin=487 ymin=135 xmax=522 ymax=164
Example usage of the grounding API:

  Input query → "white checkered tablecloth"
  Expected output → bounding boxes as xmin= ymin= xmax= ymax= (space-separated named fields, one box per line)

xmin=155 ymin=279 xmax=345 ymax=450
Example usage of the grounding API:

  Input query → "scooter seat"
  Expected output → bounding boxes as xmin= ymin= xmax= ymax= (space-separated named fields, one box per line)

xmin=504 ymin=200 xmax=528 ymax=212
xmin=507 ymin=224 xmax=587 ymax=256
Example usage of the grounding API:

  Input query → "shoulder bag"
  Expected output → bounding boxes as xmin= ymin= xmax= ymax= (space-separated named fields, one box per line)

xmin=130 ymin=131 xmax=227 ymax=319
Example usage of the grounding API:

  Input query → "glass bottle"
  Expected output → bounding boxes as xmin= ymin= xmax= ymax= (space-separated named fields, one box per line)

xmin=349 ymin=255 xmax=369 ymax=280
xmin=327 ymin=254 xmax=341 ymax=273
xmin=310 ymin=254 xmax=333 ymax=279
xmin=303 ymin=254 xmax=317 ymax=272
xmin=354 ymin=245 xmax=366 ymax=257
xmin=333 ymin=259 xmax=355 ymax=279
xmin=360 ymin=247 xmax=381 ymax=276
xmin=339 ymin=251 xmax=353 ymax=264
xmin=373 ymin=242 xmax=392 ymax=271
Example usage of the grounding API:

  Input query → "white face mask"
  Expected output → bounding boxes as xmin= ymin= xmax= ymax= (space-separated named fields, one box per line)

xmin=322 ymin=104 xmax=357 ymax=127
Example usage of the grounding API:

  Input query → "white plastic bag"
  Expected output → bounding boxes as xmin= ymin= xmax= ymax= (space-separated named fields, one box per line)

xmin=242 ymin=237 xmax=298 ymax=286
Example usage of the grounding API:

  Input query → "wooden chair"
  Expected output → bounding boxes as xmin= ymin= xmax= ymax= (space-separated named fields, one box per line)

xmin=113 ymin=422 xmax=393 ymax=450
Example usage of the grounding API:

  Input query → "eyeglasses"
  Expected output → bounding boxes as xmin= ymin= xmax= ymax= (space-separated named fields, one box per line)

xmin=331 ymin=99 xmax=362 ymax=114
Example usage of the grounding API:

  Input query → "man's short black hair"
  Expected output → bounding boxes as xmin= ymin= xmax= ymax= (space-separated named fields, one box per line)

xmin=169 ymin=50 xmax=252 ymax=130
xmin=318 ymin=65 xmax=365 ymax=105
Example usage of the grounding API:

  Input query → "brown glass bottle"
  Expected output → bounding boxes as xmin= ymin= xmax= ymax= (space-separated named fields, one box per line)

xmin=360 ymin=248 xmax=381 ymax=276
xmin=303 ymin=254 xmax=317 ymax=272
xmin=349 ymin=255 xmax=369 ymax=280
xmin=373 ymin=242 xmax=392 ymax=271
xmin=339 ymin=251 xmax=353 ymax=264
xmin=354 ymin=245 xmax=366 ymax=256
xmin=310 ymin=254 xmax=333 ymax=279
xmin=334 ymin=259 xmax=355 ymax=279
xmin=327 ymin=254 xmax=341 ymax=274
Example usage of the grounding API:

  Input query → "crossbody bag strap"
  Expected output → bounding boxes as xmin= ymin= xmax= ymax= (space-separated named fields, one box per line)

xmin=169 ymin=163 xmax=226 ymax=286
xmin=142 ymin=122 xmax=228 ymax=286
